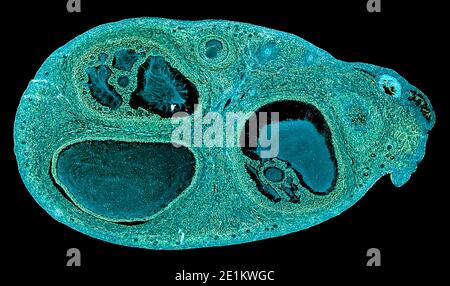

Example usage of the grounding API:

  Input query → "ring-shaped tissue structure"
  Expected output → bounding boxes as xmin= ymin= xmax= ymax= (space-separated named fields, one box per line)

xmin=14 ymin=18 xmax=435 ymax=249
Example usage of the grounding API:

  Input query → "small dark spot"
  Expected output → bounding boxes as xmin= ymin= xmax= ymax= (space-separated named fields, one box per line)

xmin=133 ymin=238 xmax=138 ymax=242
xmin=363 ymin=171 xmax=369 ymax=177
xmin=272 ymin=224 xmax=278 ymax=228
xmin=245 ymin=229 xmax=251 ymax=233
xmin=214 ymin=235 xmax=219 ymax=240
xmin=175 ymin=241 xmax=180 ymax=245
xmin=265 ymin=227 xmax=270 ymax=231
xmin=380 ymin=164 xmax=385 ymax=168
xmin=370 ymin=153 xmax=376 ymax=158
xmin=387 ymin=144 xmax=392 ymax=150
xmin=383 ymin=85 xmax=396 ymax=96
xmin=231 ymin=234 xmax=236 ymax=238
xmin=224 ymin=98 xmax=232 ymax=109
xmin=153 ymin=241 xmax=158 ymax=245
xmin=390 ymin=155 xmax=395 ymax=160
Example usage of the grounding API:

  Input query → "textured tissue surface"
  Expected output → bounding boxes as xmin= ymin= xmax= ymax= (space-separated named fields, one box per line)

xmin=14 ymin=18 xmax=435 ymax=249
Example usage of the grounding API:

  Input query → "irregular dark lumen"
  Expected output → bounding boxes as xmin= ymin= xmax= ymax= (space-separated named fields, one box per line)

xmin=56 ymin=141 xmax=196 ymax=221
xmin=113 ymin=49 xmax=143 ymax=71
xmin=86 ymin=65 xmax=122 ymax=109
xmin=258 ymin=120 xmax=336 ymax=194
xmin=129 ymin=56 xmax=198 ymax=117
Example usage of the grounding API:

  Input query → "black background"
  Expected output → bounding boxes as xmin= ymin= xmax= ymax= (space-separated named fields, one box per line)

xmin=2 ymin=0 xmax=448 ymax=280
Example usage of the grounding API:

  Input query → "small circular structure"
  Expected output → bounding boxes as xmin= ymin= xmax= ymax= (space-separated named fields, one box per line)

xmin=205 ymin=39 xmax=223 ymax=59
xmin=264 ymin=166 xmax=285 ymax=182
xmin=117 ymin=75 xmax=130 ymax=87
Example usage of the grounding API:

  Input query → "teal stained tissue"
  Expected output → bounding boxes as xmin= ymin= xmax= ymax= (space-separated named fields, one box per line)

xmin=257 ymin=120 xmax=337 ymax=194
xmin=14 ymin=18 xmax=435 ymax=249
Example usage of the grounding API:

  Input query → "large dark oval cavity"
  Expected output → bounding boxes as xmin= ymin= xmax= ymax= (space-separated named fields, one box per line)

xmin=242 ymin=101 xmax=337 ymax=195
xmin=55 ymin=141 xmax=196 ymax=221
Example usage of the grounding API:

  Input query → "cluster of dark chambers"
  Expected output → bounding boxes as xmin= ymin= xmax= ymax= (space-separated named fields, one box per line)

xmin=86 ymin=50 xmax=198 ymax=117
xmin=85 ymin=51 xmax=339 ymax=206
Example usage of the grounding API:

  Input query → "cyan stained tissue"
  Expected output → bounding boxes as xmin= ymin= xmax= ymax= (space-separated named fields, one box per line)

xmin=14 ymin=18 xmax=435 ymax=249
xmin=258 ymin=120 xmax=337 ymax=194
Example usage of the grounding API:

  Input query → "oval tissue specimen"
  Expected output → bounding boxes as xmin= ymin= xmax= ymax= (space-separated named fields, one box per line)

xmin=14 ymin=18 xmax=435 ymax=249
